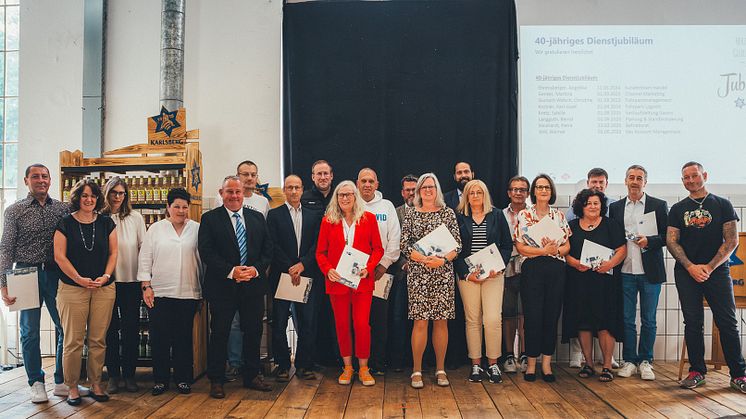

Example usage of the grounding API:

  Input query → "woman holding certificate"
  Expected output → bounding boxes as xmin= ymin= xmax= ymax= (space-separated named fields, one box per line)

xmin=514 ymin=174 xmax=570 ymax=383
xmin=101 ymin=177 xmax=146 ymax=394
xmin=454 ymin=180 xmax=513 ymax=384
xmin=139 ymin=188 xmax=202 ymax=395
xmin=563 ymin=189 xmax=626 ymax=382
xmin=400 ymin=173 xmax=462 ymax=389
xmin=316 ymin=181 xmax=384 ymax=386
xmin=54 ymin=179 xmax=118 ymax=405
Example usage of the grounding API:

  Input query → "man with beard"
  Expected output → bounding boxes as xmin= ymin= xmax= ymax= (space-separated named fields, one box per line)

xmin=444 ymin=162 xmax=474 ymax=210
xmin=301 ymin=160 xmax=334 ymax=212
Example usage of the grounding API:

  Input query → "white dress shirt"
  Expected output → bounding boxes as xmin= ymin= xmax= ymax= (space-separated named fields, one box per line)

xmin=285 ymin=202 xmax=303 ymax=257
xmin=111 ymin=211 xmax=147 ymax=283
xmin=622 ymin=194 xmax=646 ymax=275
xmin=137 ymin=218 xmax=202 ymax=299
xmin=215 ymin=193 xmax=270 ymax=218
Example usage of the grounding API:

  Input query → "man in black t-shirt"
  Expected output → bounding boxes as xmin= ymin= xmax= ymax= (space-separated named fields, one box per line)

xmin=667 ymin=161 xmax=746 ymax=393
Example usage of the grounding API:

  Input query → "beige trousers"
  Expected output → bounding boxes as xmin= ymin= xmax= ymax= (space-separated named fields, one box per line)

xmin=457 ymin=273 xmax=505 ymax=360
xmin=56 ymin=281 xmax=116 ymax=388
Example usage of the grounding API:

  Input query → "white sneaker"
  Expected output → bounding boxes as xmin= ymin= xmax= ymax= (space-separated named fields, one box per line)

xmin=617 ymin=362 xmax=637 ymax=378
xmin=53 ymin=384 xmax=90 ymax=397
xmin=30 ymin=381 xmax=48 ymax=403
xmin=519 ymin=355 xmax=528 ymax=373
xmin=639 ymin=361 xmax=655 ymax=381
xmin=569 ymin=352 xmax=584 ymax=368
xmin=611 ymin=357 xmax=620 ymax=369
xmin=503 ymin=355 xmax=517 ymax=373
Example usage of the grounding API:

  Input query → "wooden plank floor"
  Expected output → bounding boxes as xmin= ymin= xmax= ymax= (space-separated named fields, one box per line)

xmin=2 ymin=359 xmax=745 ymax=418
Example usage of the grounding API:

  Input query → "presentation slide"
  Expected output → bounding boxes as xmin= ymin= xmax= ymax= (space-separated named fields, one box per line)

xmin=520 ymin=25 xmax=746 ymax=184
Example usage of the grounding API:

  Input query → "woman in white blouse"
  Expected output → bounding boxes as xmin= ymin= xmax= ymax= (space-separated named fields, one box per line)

xmin=138 ymin=188 xmax=202 ymax=396
xmin=102 ymin=177 xmax=146 ymax=393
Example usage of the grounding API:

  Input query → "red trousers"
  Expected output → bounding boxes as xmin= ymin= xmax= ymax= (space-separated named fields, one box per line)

xmin=329 ymin=291 xmax=373 ymax=359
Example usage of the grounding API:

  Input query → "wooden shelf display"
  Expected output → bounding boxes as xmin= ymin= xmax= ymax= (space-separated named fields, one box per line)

xmin=59 ymin=142 xmax=207 ymax=377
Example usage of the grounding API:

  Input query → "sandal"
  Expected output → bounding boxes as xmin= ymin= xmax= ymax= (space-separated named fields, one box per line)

xmin=410 ymin=371 xmax=424 ymax=389
xmin=599 ymin=368 xmax=614 ymax=382
xmin=578 ymin=365 xmax=595 ymax=378
xmin=435 ymin=370 xmax=450 ymax=387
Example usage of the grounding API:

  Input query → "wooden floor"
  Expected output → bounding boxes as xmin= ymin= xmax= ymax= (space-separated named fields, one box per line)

xmin=2 ymin=359 xmax=746 ymax=418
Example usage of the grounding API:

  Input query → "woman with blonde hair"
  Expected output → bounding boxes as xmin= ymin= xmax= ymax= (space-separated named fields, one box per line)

xmin=316 ymin=181 xmax=384 ymax=386
xmin=400 ymin=173 xmax=461 ymax=388
xmin=454 ymin=180 xmax=513 ymax=383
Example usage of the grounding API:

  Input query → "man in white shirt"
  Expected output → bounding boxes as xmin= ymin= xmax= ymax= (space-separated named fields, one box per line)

xmin=357 ymin=168 xmax=401 ymax=375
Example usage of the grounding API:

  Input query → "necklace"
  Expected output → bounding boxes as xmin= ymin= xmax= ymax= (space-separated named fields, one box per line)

xmin=78 ymin=217 xmax=96 ymax=252
xmin=688 ymin=193 xmax=709 ymax=210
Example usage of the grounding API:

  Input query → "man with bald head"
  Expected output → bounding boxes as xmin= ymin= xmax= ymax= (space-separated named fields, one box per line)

xmin=357 ymin=168 xmax=401 ymax=374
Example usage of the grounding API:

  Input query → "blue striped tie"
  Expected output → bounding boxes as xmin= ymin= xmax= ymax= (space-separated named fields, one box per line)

xmin=233 ymin=212 xmax=248 ymax=265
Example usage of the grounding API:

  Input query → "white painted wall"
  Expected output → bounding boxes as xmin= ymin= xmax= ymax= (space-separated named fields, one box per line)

xmin=18 ymin=0 xmax=85 ymax=197
xmin=104 ymin=0 xmax=283 ymax=199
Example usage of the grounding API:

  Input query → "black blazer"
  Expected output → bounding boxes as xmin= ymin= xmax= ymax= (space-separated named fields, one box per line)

xmin=454 ymin=208 xmax=514 ymax=279
xmin=198 ymin=206 xmax=273 ymax=301
xmin=444 ymin=189 xmax=461 ymax=211
xmin=266 ymin=205 xmax=322 ymax=285
xmin=608 ymin=195 xmax=669 ymax=284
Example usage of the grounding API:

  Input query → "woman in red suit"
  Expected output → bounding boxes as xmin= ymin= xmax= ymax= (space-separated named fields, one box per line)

xmin=316 ymin=180 xmax=384 ymax=386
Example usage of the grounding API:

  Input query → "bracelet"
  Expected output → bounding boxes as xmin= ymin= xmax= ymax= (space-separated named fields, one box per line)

xmin=103 ymin=273 xmax=111 ymax=279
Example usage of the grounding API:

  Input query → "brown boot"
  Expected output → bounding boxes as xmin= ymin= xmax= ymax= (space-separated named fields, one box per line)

xmin=209 ymin=382 xmax=225 ymax=399
xmin=243 ymin=376 xmax=272 ymax=392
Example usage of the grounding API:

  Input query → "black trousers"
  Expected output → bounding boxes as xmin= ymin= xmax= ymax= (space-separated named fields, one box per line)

xmin=149 ymin=297 xmax=199 ymax=384
xmin=446 ymin=277 xmax=468 ymax=366
xmin=207 ymin=293 xmax=265 ymax=383
xmin=105 ymin=282 xmax=142 ymax=378
xmin=271 ymin=278 xmax=322 ymax=370
xmin=369 ymin=296 xmax=389 ymax=370
xmin=315 ymin=292 xmax=341 ymax=366
xmin=675 ymin=266 xmax=746 ymax=377
xmin=387 ymin=276 xmax=412 ymax=369
xmin=520 ymin=257 xmax=565 ymax=358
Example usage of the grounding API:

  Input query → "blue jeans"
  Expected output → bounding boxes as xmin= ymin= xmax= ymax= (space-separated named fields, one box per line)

xmin=18 ymin=266 xmax=64 ymax=386
xmin=621 ymin=273 xmax=661 ymax=364
xmin=227 ymin=312 xmax=243 ymax=368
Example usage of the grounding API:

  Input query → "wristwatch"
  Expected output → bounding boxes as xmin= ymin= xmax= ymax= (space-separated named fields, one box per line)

xmin=142 ymin=285 xmax=152 ymax=291
xmin=103 ymin=273 xmax=111 ymax=279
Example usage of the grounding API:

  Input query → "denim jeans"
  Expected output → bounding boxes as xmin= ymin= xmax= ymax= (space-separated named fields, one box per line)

xmin=675 ymin=266 xmax=746 ymax=377
xmin=272 ymin=281 xmax=319 ymax=370
xmin=621 ymin=273 xmax=661 ymax=364
xmin=18 ymin=265 xmax=64 ymax=386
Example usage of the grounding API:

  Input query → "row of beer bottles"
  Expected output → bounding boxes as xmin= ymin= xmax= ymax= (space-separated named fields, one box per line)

xmin=62 ymin=175 xmax=187 ymax=205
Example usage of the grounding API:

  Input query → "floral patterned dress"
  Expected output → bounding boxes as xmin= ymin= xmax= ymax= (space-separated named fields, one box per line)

xmin=400 ymin=206 xmax=462 ymax=320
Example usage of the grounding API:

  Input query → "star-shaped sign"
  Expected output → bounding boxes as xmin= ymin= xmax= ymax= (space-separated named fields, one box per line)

xmin=190 ymin=161 xmax=201 ymax=191
xmin=730 ymin=245 xmax=743 ymax=266
xmin=256 ymin=182 xmax=272 ymax=201
xmin=736 ymin=97 xmax=745 ymax=109
xmin=152 ymin=106 xmax=181 ymax=137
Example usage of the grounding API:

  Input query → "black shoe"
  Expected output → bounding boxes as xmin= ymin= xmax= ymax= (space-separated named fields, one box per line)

xmin=369 ymin=367 xmax=386 ymax=376
xmin=88 ymin=392 xmax=110 ymax=402
xmin=297 ymin=367 xmax=317 ymax=380
xmin=67 ymin=397 xmax=82 ymax=406
xmin=177 ymin=383 xmax=191 ymax=394
xmin=524 ymin=372 xmax=536 ymax=382
xmin=468 ymin=365 xmax=484 ymax=382
xmin=244 ymin=376 xmax=272 ymax=392
xmin=542 ymin=373 xmax=556 ymax=383
xmin=151 ymin=383 xmax=167 ymax=396
xmin=275 ymin=367 xmax=290 ymax=383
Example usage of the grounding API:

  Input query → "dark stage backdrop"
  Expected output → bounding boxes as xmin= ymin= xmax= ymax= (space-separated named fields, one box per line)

xmin=283 ymin=0 xmax=518 ymax=208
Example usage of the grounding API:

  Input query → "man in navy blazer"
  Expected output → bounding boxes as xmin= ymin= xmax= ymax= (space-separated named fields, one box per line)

xmin=199 ymin=176 xmax=273 ymax=398
xmin=609 ymin=165 xmax=668 ymax=381
xmin=266 ymin=175 xmax=322 ymax=381
xmin=443 ymin=161 xmax=474 ymax=210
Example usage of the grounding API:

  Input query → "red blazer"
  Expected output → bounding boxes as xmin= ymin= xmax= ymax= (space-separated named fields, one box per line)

xmin=316 ymin=211 xmax=384 ymax=295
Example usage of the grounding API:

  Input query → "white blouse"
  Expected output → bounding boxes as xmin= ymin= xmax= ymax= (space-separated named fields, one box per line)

xmin=111 ymin=211 xmax=147 ymax=283
xmin=137 ymin=218 xmax=202 ymax=299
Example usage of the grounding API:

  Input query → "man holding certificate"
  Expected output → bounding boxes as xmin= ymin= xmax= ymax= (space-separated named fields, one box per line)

xmin=316 ymin=181 xmax=384 ymax=386
xmin=267 ymin=175 xmax=323 ymax=381
xmin=454 ymin=180 xmax=513 ymax=384
xmin=0 ymin=164 xmax=74 ymax=403
xmin=564 ymin=189 xmax=626 ymax=383
xmin=609 ymin=165 xmax=668 ymax=381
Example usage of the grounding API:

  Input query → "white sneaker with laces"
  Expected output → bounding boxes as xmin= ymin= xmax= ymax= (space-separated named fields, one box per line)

xmin=30 ymin=381 xmax=48 ymax=403
xmin=569 ymin=352 xmax=584 ymax=368
xmin=611 ymin=356 xmax=620 ymax=369
xmin=53 ymin=384 xmax=90 ymax=397
xmin=617 ymin=362 xmax=637 ymax=378
xmin=519 ymin=356 xmax=528 ymax=373
xmin=503 ymin=356 xmax=517 ymax=373
xmin=639 ymin=361 xmax=655 ymax=381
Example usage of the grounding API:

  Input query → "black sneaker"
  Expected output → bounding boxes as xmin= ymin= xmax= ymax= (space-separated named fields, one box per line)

xmin=369 ymin=367 xmax=386 ymax=376
xmin=151 ymin=383 xmax=167 ymax=396
xmin=487 ymin=364 xmax=503 ymax=384
xmin=468 ymin=364 xmax=484 ymax=382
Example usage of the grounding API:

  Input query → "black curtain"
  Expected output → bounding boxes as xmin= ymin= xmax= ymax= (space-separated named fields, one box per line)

xmin=283 ymin=0 xmax=518 ymax=208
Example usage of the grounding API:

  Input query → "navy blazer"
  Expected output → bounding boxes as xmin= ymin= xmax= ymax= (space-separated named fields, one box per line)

xmin=198 ymin=206 xmax=273 ymax=301
xmin=266 ymin=204 xmax=322 ymax=285
xmin=608 ymin=195 xmax=669 ymax=284
xmin=444 ymin=189 xmax=461 ymax=211
xmin=455 ymin=208 xmax=514 ymax=279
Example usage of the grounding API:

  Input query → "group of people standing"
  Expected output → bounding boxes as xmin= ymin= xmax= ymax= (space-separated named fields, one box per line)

xmin=1 ymin=158 xmax=745 ymax=407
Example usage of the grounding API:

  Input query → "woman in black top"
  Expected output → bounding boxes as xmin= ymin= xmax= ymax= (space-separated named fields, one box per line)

xmin=563 ymin=189 xmax=626 ymax=382
xmin=454 ymin=180 xmax=513 ymax=384
xmin=54 ymin=179 xmax=117 ymax=405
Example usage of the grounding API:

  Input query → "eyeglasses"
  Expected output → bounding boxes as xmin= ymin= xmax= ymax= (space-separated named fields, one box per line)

xmin=468 ymin=190 xmax=484 ymax=196
xmin=109 ymin=191 xmax=126 ymax=197
xmin=535 ymin=185 xmax=552 ymax=191
xmin=420 ymin=185 xmax=436 ymax=191
xmin=337 ymin=192 xmax=355 ymax=199
xmin=509 ymin=188 xmax=528 ymax=193
xmin=284 ymin=185 xmax=302 ymax=191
